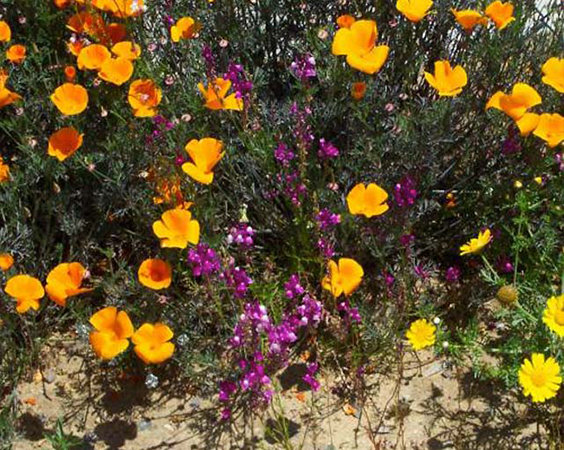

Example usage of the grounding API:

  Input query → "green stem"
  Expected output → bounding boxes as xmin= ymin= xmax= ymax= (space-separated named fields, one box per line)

xmin=481 ymin=254 xmax=501 ymax=284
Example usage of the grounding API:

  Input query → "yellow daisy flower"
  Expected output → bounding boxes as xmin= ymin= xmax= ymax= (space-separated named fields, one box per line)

xmin=518 ymin=353 xmax=561 ymax=403
xmin=406 ymin=319 xmax=436 ymax=350
xmin=543 ymin=295 xmax=564 ymax=337
xmin=459 ymin=229 xmax=491 ymax=256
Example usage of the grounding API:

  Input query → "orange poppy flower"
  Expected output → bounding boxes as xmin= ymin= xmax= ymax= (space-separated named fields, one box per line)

xmin=171 ymin=17 xmax=201 ymax=42
xmin=77 ymin=44 xmax=111 ymax=70
xmin=0 ymin=21 xmax=11 ymax=42
xmin=331 ymin=19 xmax=389 ymax=75
xmin=533 ymin=113 xmax=564 ymax=148
xmin=351 ymin=82 xmax=367 ymax=100
xmin=0 ymin=156 xmax=10 ymax=182
xmin=67 ymin=39 xmax=85 ymax=57
xmin=182 ymin=138 xmax=225 ymax=185
xmin=138 ymin=259 xmax=172 ymax=290
xmin=0 ymin=70 xmax=21 ymax=109
xmin=111 ymin=41 xmax=141 ymax=60
xmin=0 ymin=253 xmax=14 ymax=271
xmin=64 ymin=66 xmax=76 ymax=82
xmin=51 ymin=83 xmax=88 ymax=116
xmin=105 ymin=0 xmax=145 ymax=18
xmin=132 ymin=323 xmax=175 ymax=364
xmin=46 ymin=262 xmax=93 ymax=307
xmin=54 ymin=0 xmax=72 ymax=8
xmin=89 ymin=306 xmax=134 ymax=360
xmin=542 ymin=58 xmax=564 ymax=94
xmin=486 ymin=83 xmax=542 ymax=122
xmin=67 ymin=12 xmax=102 ymax=35
xmin=48 ymin=127 xmax=83 ymax=161
xmin=6 ymin=45 xmax=26 ymax=64
xmin=336 ymin=14 xmax=356 ymax=29
xmin=99 ymin=57 xmax=134 ymax=86
xmin=321 ymin=258 xmax=364 ymax=297
xmin=5 ymin=275 xmax=45 ymax=313
xmin=346 ymin=182 xmax=389 ymax=218
xmin=105 ymin=23 xmax=127 ymax=44
xmin=451 ymin=9 xmax=489 ymax=31
xmin=424 ymin=61 xmax=467 ymax=97
xmin=152 ymin=208 xmax=200 ymax=249
xmin=396 ymin=0 xmax=433 ymax=23
xmin=485 ymin=1 xmax=515 ymax=30
xmin=197 ymin=78 xmax=244 ymax=111
xmin=128 ymin=79 xmax=162 ymax=117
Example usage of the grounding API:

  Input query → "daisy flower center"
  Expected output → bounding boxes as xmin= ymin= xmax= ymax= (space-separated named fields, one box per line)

xmin=531 ymin=370 xmax=547 ymax=387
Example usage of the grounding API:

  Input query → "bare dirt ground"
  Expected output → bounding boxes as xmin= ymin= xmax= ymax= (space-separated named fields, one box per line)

xmin=11 ymin=334 xmax=546 ymax=450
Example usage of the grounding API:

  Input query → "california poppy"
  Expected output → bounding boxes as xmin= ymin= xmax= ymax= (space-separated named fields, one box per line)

xmin=485 ymin=1 xmax=515 ymax=30
xmin=46 ymin=262 xmax=93 ymax=306
xmin=51 ymin=83 xmax=89 ymax=115
xmin=77 ymin=44 xmax=110 ymax=70
xmin=331 ymin=19 xmax=389 ymax=75
xmin=396 ymin=0 xmax=433 ymax=23
xmin=0 ymin=70 xmax=21 ymax=109
xmin=486 ymin=83 xmax=541 ymax=120
xmin=321 ymin=258 xmax=364 ymax=297
xmin=5 ymin=275 xmax=45 ymax=313
xmin=138 ymin=259 xmax=172 ymax=290
xmin=0 ymin=21 xmax=11 ymax=42
xmin=0 ymin=253 xmax=14 ymax=271
xmin=336 ymin=15 xmax=356 ymax=29
xmin=89 ymin=306 xmax=134 ymax=359
xmin=48 ymin=127 xmax=83 ymax=161
xmin=182 ymin=138 xmax=225 ymax=185
xmin=152 ymin=208 xmax=200 ymax=249
xmin=171 ymin=17 xmax=201 ymax=42
xmin=131 ymin=323 xmax=175 ymax=364
xmin=128 ymin=79 xmax=162 ymax=117
xmin=111 ymin=41 xmax=141 ymax=60
xmin=6 ymin=45 xmax=26 ymax=64
xmin=99 ymin=57 xmax=134 ymax=86
xmin=424 ymin=61 xmax=467 ymax=97
xmin=451 ymin=9 xmax=488 ymax=31
xmin=347 ymin=182 xmax=389 ymax=218
xmin=198 ymin=78 xmax=243 ymax=111
xmin=351 ymin=82 xmax=367 ymax=100
xmin=0 ymin=156 xmax=10 ymax=182
xmin=533 ymin=113 xmax=564 ymax=148
xmin=541 ymin=58 xmax=564 ymax=93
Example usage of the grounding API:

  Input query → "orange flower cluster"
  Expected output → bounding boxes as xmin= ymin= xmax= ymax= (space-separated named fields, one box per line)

xmin=3 ymin=262 xmax=91 ymax=313
xmin=89 ymin=307 xmax=174 ymax=364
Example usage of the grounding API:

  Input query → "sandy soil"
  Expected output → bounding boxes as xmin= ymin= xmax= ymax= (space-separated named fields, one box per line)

xmin=10 ymin=334 xmax=546 ymax=450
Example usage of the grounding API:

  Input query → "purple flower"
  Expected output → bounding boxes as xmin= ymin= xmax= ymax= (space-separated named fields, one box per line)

xmin=202 ymin=45 xmax=216 ymax=78
xmin=284 ymin=274 xmax=305 ymax=299
xmin=394 ymin=176 xmax=418 ymax=207
xmin=224 ymin=62 xmax=252 ymax=100
xmin=227 ymin=223 xmax=255 ymax=247
xmin=221 ymin=266 xmax=253 ymax=298
xmin=290 ymin=54 xmax=317 ymax=82
xmin=318 ymin=139 xmax=339 ymax=160
xmin=302 ymin=362 xmax=320 ymax=392
xmin=219 ymin=381 xmax=237 ymax=402
xmin=187 ymin=244 xmax=221 ymax=277
xmin=445 ymin=266 xmax=461 ymax=283
xmin=400 ymin=234 xmax=415 ymax=247
xmin=496 ymin=256 xmax=514 ymax=274
xmin=220 ymin=408 xmax=232 ymax=420
xmin=316 ymin=209 xmax=340 ymax=231
xmin=317 ymin=237 xmax=335 ymax=259
xmin=274 ymin=142 xmax=296 ymax=166
xmin=337 ymin=300 xmax=362 ymax=324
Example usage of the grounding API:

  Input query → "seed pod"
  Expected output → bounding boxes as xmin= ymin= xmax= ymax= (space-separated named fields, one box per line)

xmin=497 ymin=285 xmax=518 ymax=305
